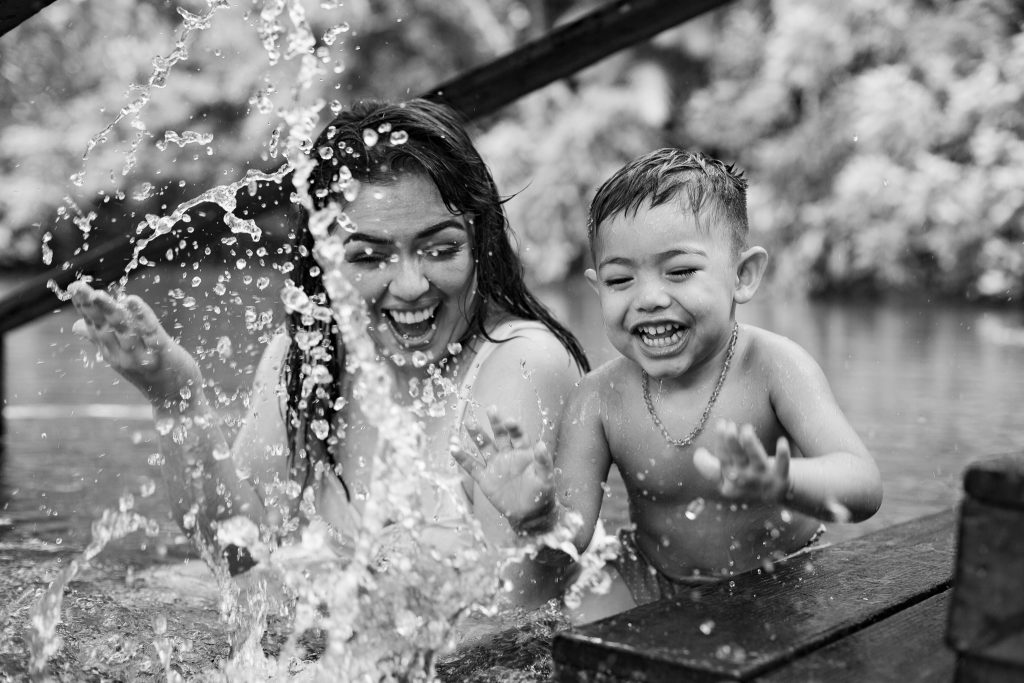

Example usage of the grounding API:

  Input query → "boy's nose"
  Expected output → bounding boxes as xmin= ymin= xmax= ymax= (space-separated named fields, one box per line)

xmin=388 ymin=258 xmax=430 ymax=300
xmin=635 ymin=281 xmax=671 ymax=311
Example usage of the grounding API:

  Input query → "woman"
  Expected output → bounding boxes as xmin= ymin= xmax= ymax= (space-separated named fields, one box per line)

xmin=69 ymin=99 xmax=589 ymax=605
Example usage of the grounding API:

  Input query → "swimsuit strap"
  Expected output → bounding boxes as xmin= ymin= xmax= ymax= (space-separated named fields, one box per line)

xmin=454 ymin=319 xmax=553 ymax=429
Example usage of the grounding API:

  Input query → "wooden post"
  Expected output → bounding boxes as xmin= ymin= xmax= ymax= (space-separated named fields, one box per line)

xmin=946 ymin=454 xmax=1024 ymax=682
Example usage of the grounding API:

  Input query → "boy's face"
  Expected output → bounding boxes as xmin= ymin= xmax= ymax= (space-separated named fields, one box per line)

xmin=587 ymin=199 xmax=757 ymax=380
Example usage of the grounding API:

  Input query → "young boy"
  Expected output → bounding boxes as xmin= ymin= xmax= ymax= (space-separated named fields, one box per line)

xmin=452 ymin=148 xmax=883 ymax=621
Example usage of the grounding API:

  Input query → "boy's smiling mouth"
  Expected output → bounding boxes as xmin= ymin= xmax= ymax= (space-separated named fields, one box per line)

xmin=633 ymin=321 xmax=688 ymax=349
xmin=383 ymin=303 xmax=439 ymax=347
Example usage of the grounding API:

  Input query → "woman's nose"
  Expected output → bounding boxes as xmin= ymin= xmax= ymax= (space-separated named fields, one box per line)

xmin=388 ymin=256 xmax=430 ymax=300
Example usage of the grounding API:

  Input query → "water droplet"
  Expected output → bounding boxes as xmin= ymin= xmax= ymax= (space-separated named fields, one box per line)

xmin=140 ymin=477 xmax=157 ymax=497
xmin=446 ymin=342 xmax=462 ymax=356
xmin=147 ymin=453 xmax=165 ymax=467
xmin=155 ymin=418 xmax=174 ymax=435
xmin=318 ymin=145 xmax=334 ymax=159
xmin=70 ymin=171 xmax=86 ymax=187
xmin=213 ymin=444 xmax=231 ymax=460
xmin=685 ymin=497 xmax=705 ymax=520
xmin=256 ymin=276 xmax=270 ymax=290
xmin=216 ymin=336 xmax=233 ymax=359
xmin=312 ymin=419 xmax=330 ymax=440
xmin=389 ymin=130 xmax=408 ymax=145
xmin=699 ymin=619 xmax=715 ymax=635
xmin=411 ymin=351 xmax=429 ymax=368
xmin=362 ymin=128 xmax=379 ymax=147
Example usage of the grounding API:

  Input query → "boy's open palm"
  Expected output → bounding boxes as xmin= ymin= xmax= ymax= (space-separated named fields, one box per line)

xmin=70 ymin=280 xmax=202 ymax=406
xmin=450 ymin=409 xmax=556 ymax=532
xmin=694 ymin=420 xmax=791 ymax=503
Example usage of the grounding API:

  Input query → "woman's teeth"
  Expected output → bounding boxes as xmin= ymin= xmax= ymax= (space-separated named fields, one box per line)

xmin=636 ymin=323 xmax=684 ymax=347
xmin=389 ymin=305 xmax=437 ymax=325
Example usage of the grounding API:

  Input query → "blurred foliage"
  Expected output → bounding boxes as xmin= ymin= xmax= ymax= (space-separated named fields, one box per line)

xmin=1 ymin=0 xmax=1023 ymax=303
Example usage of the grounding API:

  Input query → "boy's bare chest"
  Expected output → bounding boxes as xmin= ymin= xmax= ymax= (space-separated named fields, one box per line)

xmin=602 ymin=377 xmax=784 ymax=500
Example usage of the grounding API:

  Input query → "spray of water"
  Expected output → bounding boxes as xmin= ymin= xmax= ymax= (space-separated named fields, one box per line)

xmin=30 ymin=1 xmax=619 ymax=678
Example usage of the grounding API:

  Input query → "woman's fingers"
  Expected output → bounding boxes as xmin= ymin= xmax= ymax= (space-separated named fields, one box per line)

xmin=449 ymin=441 xmax=483 ymax=478
xmin=533 ymin=440 xmax=553 ymax=473
xmin=71 ymin=317 xmax=93 ymax=341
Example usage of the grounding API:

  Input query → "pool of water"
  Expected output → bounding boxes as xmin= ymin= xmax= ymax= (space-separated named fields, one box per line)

xmin=3 ymin=264 xmax=1024 ymax=678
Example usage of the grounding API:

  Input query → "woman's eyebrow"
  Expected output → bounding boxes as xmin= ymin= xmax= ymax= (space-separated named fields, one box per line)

xmin=342 ymin=219 xmax=465 ymax=245
xmin=415 ymin=219 xmax=466 ymax=240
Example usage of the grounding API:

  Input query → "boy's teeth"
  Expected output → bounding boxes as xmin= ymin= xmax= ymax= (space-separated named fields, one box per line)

xmin=637 ymin=323 xmax=684 ymax=347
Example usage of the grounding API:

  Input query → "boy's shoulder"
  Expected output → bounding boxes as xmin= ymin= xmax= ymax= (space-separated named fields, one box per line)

xmin=740 ymin=323 xmax=824 ymax=377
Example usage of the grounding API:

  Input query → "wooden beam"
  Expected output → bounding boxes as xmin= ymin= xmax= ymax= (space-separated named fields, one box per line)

xmin=425 ymin=0 xmax=734 ymax=119
xmin=0 ymin=0 xmax=732 ymax=335
xmin=0 ymin=0 xmax=60 ymax=38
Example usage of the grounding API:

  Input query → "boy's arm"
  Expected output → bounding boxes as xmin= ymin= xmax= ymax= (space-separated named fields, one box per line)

xmin=766 ymin=335 xmax=882 ymax=521
xmin=694 ymin=333 xmax=881 ymax=522
xmin=554 ymin=374 xmax=614 ymax=553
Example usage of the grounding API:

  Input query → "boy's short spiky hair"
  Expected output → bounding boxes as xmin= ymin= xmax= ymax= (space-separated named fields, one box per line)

xmin=588 ymin=148 xmax=749 ymax=252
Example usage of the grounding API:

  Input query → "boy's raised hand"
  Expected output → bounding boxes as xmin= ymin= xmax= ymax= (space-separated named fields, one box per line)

xmin=450 ymin=408 xmax=557 ymax=534
xmin=693 ymin=420 xmax=791 ymax=503
xmin=69 ymin=280 xmax=203 ymax=407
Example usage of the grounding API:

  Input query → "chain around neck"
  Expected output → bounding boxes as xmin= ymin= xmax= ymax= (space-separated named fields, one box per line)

xmin=642 ymin=322 xmax=740 ymax=449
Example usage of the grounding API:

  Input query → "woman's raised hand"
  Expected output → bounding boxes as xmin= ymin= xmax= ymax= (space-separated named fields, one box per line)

xmin=69 ymin=280 xmax=204 ymax=408
xmin=450 ymin=407 xmax=558 ymax=534
xmin=693 ymin=419 xmax=791 ymax=503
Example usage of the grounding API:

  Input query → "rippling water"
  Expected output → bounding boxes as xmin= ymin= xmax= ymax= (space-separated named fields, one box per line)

xmin=3 ymin=265 xmax=1024 ymax=678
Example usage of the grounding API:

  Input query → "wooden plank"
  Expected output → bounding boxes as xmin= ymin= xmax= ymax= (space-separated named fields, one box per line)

xmin=756 ymin=592 xmax=954 ymax=683
xmin=0 ymin=0 xmax=59 ymax=38
xmin=553 ymin=509 xmax=956 ymax=682
xmin=425 ymin=0 xmax=734 ymax=119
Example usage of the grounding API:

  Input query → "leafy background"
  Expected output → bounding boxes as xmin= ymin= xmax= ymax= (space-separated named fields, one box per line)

xmin=2 ymin=0 xmax=1023 ymax=302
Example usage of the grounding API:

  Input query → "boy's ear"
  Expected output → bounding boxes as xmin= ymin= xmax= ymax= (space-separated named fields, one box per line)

xmin=584 ymin=268 xmax=599 ymax=293
xmin=733 ymin=247 xmax=768 ymax=304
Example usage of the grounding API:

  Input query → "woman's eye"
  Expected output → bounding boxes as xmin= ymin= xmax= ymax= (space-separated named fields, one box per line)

xmin=345 ymin=248 xmax=388 ymax=264
xmin=419 ymin=243 xmax=463 ymax=260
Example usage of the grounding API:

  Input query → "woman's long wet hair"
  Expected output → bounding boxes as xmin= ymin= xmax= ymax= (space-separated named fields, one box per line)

xmin=283 ymin=99 xmax=590 ymax=497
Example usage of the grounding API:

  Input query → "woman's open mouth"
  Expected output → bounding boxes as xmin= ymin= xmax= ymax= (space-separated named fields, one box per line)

xmin=634 ymin=322 xmax=687 ymax=349
xmin=384 ymin=303 xmax=439 ymax=347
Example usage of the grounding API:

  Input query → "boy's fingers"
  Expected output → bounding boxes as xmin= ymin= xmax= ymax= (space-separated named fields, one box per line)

xmin=692 ymin=447 xmax=722 ymax=482
xmin=716 ymin=419 xmax=747 ymax=468
xmin=738 ymin=424 xmax=768 ymax=471
xmin=774 ymin=436 xmax=791 ymax=485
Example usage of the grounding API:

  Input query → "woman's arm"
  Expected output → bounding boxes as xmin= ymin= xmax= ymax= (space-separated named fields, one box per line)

xmin=69 ymin=281 xmax=278 ymax=552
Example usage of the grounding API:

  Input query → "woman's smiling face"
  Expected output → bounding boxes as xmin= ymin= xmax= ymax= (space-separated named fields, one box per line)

xmin=340 ymin=172 xmax=476 ymax=367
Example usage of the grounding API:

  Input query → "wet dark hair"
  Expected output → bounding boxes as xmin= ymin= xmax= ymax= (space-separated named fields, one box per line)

xmin=283 ymin=99 xmax=589 ymax=496
xmin=588 ymin=148 xmax=749 ymax=253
